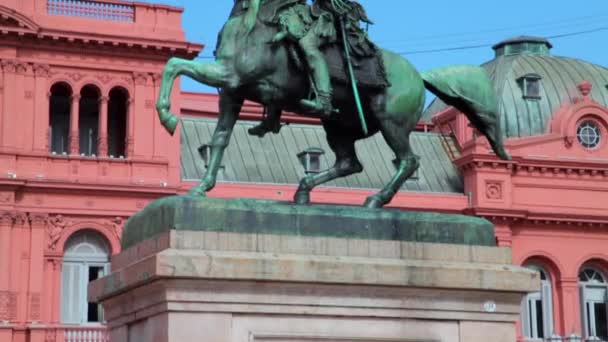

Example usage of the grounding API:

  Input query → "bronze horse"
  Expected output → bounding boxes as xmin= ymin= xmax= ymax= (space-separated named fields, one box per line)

xmin=156 ymin=1 xmax=510 ymax=208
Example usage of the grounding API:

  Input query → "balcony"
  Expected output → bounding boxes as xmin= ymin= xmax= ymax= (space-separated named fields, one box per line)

xmin=47 ymin=0 xmax=134 ymax=22
xmin=43 ymin=326 xmax=109 ymax=342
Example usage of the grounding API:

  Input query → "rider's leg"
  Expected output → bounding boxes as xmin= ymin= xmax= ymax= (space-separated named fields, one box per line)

xmin=298 ymin=31 xmax=333 ymax=117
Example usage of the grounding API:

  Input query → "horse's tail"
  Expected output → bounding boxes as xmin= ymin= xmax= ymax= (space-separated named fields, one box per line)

xmin=421 ymin=65 xmax=511 ymax=161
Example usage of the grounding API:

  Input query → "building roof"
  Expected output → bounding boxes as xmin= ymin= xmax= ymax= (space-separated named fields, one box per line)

xmin=181 ymin=117 xmax=464 ymax=194
xmin=423 ymin=37 xmax=608 ymax=138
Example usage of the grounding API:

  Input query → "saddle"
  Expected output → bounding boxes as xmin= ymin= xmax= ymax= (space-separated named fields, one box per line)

xmin=322 ymin=43 xmax=390 ymax=90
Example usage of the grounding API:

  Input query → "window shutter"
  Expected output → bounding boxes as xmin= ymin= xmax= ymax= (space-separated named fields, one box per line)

xmin=521 ymin=294 xmax=531 ymax=338
xmin=541 ymin=281 xmax=554 ymax=336
xmin=580 ymin=284 xmax=589 ymax=338
xmin=61 ymin=262 xmax=84 ymax=324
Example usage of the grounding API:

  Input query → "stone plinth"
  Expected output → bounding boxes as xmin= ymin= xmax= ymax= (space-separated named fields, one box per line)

xmin=90 ymin=225 xmax=538 ymax=342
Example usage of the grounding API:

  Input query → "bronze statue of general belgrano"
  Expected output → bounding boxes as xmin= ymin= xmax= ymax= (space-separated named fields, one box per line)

xmin=156 ymin=0 xmax=510 ymax=208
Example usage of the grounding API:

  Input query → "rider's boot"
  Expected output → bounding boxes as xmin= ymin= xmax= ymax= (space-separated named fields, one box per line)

xmin=300 ymin=90 xmax=333 ymax=118
xmin=298 ymin=37 xmax=335 ymax=118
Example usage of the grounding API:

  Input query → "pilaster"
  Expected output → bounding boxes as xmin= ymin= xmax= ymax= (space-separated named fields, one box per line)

xmin=0 ymin=212 xmax=15 ymax=322
xmin=1 ymin=60 xmax=17 ymax=151
xmin=33 ymin=64 xmax=51 ymax=153
xmin=12 ymin=213 xmax=29 ymax=324
xmin=132 ymin=72 xmax=150 ymax=158
xmin=27 ymin=213 xmax=47 ymax=323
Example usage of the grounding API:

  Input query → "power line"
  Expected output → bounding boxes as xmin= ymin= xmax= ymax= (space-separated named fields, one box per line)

xmin=194 ymin=24 xmax=608 ymax=60
xmin=374 ymin=13 xmax=608 ymax=45
xmin=397 ymin=26 xmax=608 ymax=56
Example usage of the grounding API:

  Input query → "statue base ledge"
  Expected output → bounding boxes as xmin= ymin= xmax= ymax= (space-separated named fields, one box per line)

xmin=121 ymin=195 xmax=495 ymax=250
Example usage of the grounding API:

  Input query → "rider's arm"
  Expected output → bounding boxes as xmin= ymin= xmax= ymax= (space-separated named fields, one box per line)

xmin=243 ymin=0 xmax=261 ymax=35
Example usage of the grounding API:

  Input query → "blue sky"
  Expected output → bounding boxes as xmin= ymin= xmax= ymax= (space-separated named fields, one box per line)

xmin=145 ymin=0 xmax=607 ymax=96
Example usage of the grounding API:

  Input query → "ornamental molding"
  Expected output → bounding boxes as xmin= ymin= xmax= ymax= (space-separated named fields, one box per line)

xmin=46 ymin=214 xmax=71 ymax=252
xmin=97 ymin=73 xmax=113 ymax=85
xmin=33 ymin=63 xmax=51 ymax=77
xmin=471 ymin=209 xmax=608 ymax=228
xmin=133 ymin=72 xmax=150 ymax=86
xmin=1 ymin=59 xmax=17 ymax=73
xmin=105 ymin=217 xmax=125 ymax=241
xmin=0 ymin=211 xmax=13 ymax=226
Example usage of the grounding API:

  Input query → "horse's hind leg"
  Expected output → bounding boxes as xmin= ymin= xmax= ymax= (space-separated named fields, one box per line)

xmin=364 ymin=121 xmax=420 ymax=209
xmin=294 ymin=132 xmax=363 ymax=204
xmin=156 ymin=57 xmax=237 ymax=135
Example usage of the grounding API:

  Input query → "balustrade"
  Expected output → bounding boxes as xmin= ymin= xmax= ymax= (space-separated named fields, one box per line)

xmin=47 ymin=0 xmax=134 ymax=22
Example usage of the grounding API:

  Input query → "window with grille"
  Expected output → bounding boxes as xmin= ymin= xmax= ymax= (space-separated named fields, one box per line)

xmin=580 ymin=267 xmax=608 ymax=341
xmin=521 ymin=265 xmax=554 ymax=339
xmin=61 ymin=231 xmax=110 ymax=325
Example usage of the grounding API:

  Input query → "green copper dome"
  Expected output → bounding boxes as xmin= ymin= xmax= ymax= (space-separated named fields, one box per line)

xmin=423 ymin=36 xmax=608 ymax=138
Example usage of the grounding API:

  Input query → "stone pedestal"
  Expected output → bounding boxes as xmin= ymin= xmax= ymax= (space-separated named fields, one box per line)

xmin=91 ymin=238 xmax=538 ymax=341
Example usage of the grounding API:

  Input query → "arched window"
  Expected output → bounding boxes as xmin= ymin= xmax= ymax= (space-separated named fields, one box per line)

xmin=107 ymin=87 xmax=128 ymax=158
xmin=49 ymin=83 xmax=72 ymax=155
xmin=580 ymin=267 xmax=608 ymax=340
xmin=79 ymin=85 xmax=100 ymax=156
xmin=521 ymin=265 xmax=554 ymax=339
xmin=60 ymin=231 xmax=110 ymax=325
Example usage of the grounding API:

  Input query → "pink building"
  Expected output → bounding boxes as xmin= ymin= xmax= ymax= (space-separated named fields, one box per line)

xmin=0 ymin=1 xmax=607 ymax=342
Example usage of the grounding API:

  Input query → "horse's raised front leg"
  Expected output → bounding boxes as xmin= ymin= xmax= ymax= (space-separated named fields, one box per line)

xmin=189 ymin=92 xmax=243 ymax=197
xmin=156 ymin=57 xmax=238 ymax=135
xmin=294 ymin=132 xmax=363 ymax=205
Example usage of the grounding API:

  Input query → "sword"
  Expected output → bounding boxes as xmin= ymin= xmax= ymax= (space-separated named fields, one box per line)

xmin=338 ymin=15 xmax=368 ymax=136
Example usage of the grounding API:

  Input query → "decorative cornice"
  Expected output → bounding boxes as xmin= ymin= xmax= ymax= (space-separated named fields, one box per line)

xmin=457 ymin=155 xmax=608 ymax=179
xmin=469 ymin=209 xmax=608 ymax=228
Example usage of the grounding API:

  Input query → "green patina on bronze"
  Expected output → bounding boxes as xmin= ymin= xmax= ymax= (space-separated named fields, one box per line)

xmin=121 ymin=196 xmax=495 ymax=249
xmin=156 ymin=0 xmax=510 ymax=209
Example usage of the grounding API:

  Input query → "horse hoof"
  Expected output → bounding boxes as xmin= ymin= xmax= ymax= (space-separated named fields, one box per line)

xmin=248 ymin=125 xmax=268 ymax=138
xmin=294 ymin=191 xmax=310 ymax=205
xmin=188 ymin=187 xmax=207 ymax=198
xmin=364 ymin=196 xmax=384 ymax=209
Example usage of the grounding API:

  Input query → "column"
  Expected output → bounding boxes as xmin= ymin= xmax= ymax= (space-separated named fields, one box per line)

xmin=69 ymin=94 xmax=80 ymax=155
xmin=126 ymin=98 xmax=134 ymax=158
xmin=0 ymin=212 xmax=13 ymax=322
xmin=98 ymin=96 xmax=109 ymax=157
xmin=27 ymin=214 xmax=47 ymax=323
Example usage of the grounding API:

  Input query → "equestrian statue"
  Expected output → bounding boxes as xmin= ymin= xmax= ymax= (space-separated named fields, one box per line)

xmin=156 ymin=0 xmax=511 ymax=208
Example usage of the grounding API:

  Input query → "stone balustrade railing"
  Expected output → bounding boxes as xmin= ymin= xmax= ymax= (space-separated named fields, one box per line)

xmin=47 ymin=0 xmax=135 ymax=22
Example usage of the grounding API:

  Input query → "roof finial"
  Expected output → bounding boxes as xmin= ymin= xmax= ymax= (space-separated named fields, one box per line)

xmin=578 ymin=80 xmax=593 ymax=98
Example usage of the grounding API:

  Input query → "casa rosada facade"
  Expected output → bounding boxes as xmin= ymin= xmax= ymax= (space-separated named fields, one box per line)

xmin=1 ymin=1 xmax=608 ymax=342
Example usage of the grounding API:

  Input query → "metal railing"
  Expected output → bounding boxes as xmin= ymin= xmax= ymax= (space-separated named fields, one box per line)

xmin=523 ymin=335 xmax=608 ymax=342
xmin=47 ymin=0 xmax=135 ymax=22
